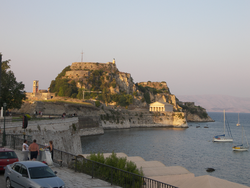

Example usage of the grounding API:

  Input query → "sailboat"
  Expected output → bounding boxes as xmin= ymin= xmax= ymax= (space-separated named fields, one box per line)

xmin=232 ymin=114 xmax=249 ymax=151
xmin=236 ymin=113 xmax=240 ymax=126
xmin=213 ymin=110 xmax=233 ymax=142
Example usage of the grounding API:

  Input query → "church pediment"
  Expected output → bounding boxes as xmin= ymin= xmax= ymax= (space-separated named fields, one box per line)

xmin=150 ymin=101 xmax=172 ymax=107
xmin=149 ymin=101 xmax=173 ymax=112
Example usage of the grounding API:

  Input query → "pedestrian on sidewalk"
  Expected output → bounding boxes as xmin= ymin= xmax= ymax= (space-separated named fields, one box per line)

xmin=29 ymin=139 xmax=39 ymax=161
xmin=22 ymin=140 xmax=29 ymax=161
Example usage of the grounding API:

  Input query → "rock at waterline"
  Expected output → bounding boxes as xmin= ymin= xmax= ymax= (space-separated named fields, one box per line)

xmin=206 ymin=168 xmax=215 ymax=172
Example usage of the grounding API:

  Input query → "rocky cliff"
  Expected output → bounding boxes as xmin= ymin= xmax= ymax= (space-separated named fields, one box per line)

xmin=177 ymin=101 xmax=214 ymax=122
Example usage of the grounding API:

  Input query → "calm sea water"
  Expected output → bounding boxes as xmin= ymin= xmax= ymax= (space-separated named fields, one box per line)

xmin=81 ymin=112 xmax=250 ymax=186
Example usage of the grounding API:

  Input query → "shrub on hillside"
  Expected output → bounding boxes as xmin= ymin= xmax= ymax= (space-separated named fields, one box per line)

xmin=95 ymin=100 xmax=101 ymax=107
xmin=75 ymin=152 xmax=144 ymax=187
xmin=87 ymin=152 xmax=143 ymax=175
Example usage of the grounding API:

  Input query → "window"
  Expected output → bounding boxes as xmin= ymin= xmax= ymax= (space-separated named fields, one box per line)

xmin=0 ymin=151 xmax=17 ymax=159
xmin=20 ymin=165 xmax=29 ymax=177
xmin=13 ymin=164 xmax=21 ymax=173
xmin=29 ymin=166 xmax=56 ymax=179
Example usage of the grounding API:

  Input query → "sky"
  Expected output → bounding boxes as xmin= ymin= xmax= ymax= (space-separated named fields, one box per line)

xmin=1 ymin=0 xmax=250 ymax=98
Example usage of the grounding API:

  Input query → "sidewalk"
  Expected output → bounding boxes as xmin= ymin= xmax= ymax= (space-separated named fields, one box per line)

xmin=14 ymin=149 xmax=120 ymax=188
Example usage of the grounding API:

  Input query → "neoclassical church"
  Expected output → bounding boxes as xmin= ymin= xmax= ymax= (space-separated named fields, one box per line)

xmin=149 ymin=101 xmax=173 ymax=112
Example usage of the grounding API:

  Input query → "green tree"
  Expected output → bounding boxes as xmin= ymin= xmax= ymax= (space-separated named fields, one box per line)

xmin=0 ymin=58 xmax=26 ymax=109
xmin=95 ymin=100 xmax=101 ymax=107
xmin=77 ymin=88 xmax=83 ymax=99
xmin=144 ymin=92 xmax=151 ymax=104
xmin=133 ymin=91 xmax=138 ymax=96
xmin=102 ymin=88 xmax=111 ymax=105
xmin=49 ymin=66 xmax=79 ymax=98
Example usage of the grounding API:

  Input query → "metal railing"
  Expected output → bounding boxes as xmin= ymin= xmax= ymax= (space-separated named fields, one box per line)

xmin=1 ymin=134 xmax=178 ymax=188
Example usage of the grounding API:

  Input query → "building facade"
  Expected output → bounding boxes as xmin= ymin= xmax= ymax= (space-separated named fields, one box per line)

xmin=149 ymin=101 xmax=173 ymax=112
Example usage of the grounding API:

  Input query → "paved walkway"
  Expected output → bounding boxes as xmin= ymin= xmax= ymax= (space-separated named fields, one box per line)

xmin=14 ymin=149 xmax=120 ymax=188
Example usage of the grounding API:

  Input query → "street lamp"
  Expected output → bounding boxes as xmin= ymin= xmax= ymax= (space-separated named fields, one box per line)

xmin=2 ymin=103 xmax=6 ymax=146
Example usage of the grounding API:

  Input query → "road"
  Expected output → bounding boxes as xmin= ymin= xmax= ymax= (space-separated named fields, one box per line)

xmin=0 ymin=149 xmax=120 ymax=188
xmin=0 ymin=171 xmax=6 ymax=187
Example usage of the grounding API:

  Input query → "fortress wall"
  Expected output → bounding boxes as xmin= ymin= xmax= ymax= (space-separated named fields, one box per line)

xmin=3 ymin=112 xmax=188 ymax=153
xmin=65 ymin=70 xmax=89 ymax=77
xmin=3 ymin=117 xmax=104 ymax=155
xmin=138 ymin=81 xmax=168 ymax=88
xmin=28 ymin=127 xmax=104 ymax=155
xmin=70 ymin=62 xmax=117 ymax=73
xmin=26 ymin=92 xmax=55 ymax=101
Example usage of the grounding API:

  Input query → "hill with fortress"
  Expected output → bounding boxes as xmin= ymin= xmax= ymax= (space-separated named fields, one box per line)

xmin=21 ymin=59 xmax=213 ymax=123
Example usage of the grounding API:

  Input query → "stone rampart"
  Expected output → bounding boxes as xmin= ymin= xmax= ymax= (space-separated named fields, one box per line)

xmin=70 ymin=62 xmax=118 ymax=73
xmin=2 ymin=111 xmax=189 ymax=154
xmin=65 ymin=70 xmax=89 ymax=78
xmin=78 ymin=116 xmax=100 ymax=128
xmin=26 ymin=92 xmax=56 ymax=101
xmin=11 ymin=101 xmax=101 ymax=116
xmin=101 ymin=111 xmax=188 ymax=129
xmin=138 ymin=81 xmax=168 ymax=88
xmin=2 ymin=117 xmax=104 ymax=155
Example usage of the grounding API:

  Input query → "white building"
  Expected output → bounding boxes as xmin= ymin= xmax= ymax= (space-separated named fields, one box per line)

xmin=149 ymin=101 xmax=173 ymax=112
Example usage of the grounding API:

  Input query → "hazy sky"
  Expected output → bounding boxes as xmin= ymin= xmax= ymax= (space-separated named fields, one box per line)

xmin=1 ymin=1 xmax=250 ymax=98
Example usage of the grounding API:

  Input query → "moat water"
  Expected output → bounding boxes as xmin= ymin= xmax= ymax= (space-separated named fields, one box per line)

xmin=81 ymin=112 xmax=250 ymax=186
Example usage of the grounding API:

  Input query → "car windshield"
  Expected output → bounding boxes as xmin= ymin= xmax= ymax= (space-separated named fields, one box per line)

xmin=0 ymin=151 xmax=18 ymax=159
xmin=28 ymin=166 xmax=56 ymax=179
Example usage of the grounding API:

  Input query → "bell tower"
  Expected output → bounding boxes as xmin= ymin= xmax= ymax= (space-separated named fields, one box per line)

xmin=33 ymin=80 xmax=39 ymax=93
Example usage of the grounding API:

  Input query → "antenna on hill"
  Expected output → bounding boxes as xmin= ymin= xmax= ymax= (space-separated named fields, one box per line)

xmin=81 ymin=51 xmax=84 ymax=62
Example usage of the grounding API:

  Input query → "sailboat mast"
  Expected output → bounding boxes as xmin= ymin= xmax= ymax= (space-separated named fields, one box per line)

xmin=237 ymin=113 xmax=240 ymax=126
xmin=245 ymin=126 xmax=249 ymax=146
xmin=241 ymin=125 xmax=243 ymax=145
xmin=224 ymin=110 xmax=225 ymax=135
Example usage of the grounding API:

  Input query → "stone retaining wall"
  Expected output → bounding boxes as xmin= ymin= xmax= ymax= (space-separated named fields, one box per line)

xmin=2 ymin=114 xmax=188 ymax=154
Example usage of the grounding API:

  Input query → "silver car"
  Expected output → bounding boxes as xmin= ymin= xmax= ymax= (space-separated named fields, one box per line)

xmin=4 ymin=161 xmax=65 ymax=188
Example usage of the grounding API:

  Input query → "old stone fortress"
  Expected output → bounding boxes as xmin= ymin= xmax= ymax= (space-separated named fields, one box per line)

xmin=27 ymin=59 xmax=175 ymax=114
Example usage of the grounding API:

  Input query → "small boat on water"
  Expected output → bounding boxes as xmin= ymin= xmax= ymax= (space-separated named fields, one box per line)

xmin=196 ymin=126 xmax=200 ymax=128
xmin=204 ymin=126 xmax=209 ymax=128
xmin=232 ymin=144 xmax=249 ymax=151
xmin=232 ymin=114 xmax=249 ymax=152
xmin=213 ymin=110 xmax=233 ymax=142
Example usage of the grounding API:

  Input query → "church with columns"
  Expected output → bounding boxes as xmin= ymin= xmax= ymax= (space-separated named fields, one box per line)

xmin=149 ymin=101 xmax=173 ymax=112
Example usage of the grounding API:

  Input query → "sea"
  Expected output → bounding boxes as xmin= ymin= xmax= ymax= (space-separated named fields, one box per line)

xmin=81 ymin=112 xmax=250 ymax=187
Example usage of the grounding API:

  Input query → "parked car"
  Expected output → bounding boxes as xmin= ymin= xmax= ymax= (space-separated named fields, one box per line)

xmin=0 ymin=147 xmax=19 ymax=171
xmin=4 ymin=161 xmax=65 ymax=188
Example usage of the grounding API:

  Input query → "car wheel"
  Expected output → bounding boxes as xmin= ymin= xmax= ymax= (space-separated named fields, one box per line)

xmin=6 ymin=178 xmax=12 ymax=188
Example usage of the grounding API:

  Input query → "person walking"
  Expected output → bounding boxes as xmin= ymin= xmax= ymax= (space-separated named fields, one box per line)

xmin=22 ymin=140 xmax=29 ymax=161
xmin=29 ymin=139 xmax=39 ymax=161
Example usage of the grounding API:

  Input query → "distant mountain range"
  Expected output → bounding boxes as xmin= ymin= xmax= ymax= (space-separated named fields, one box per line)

xmin=176 ymin=95 xmax=250 ymax=113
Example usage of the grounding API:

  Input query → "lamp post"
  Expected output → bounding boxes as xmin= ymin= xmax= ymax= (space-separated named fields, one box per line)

xmin=2 ymin=103 xmax=6 ymax=146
